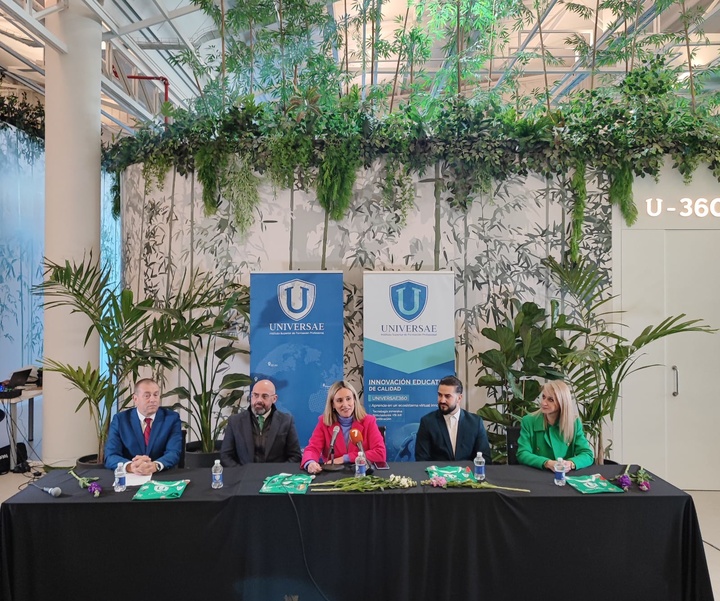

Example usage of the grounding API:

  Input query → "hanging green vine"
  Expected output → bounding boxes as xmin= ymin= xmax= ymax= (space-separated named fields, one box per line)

xmin=221 ymin=155 xmax=261 ymax=234
xmin=607 ymin=162 xmax=637 ymax=225
xmin=316 ymin=136 xmax=362 ymax=221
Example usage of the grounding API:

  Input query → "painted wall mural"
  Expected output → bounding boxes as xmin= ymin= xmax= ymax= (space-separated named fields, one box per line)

xmin=121 ymin=162 xmax=611 ymax=415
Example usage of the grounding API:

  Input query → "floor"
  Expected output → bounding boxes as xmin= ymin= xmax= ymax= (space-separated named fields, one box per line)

xmin=0 ymin=399 xmax=718 ymax=598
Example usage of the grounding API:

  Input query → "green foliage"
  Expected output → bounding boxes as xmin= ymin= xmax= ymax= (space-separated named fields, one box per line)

xmin=35 ymin=255 xmax=253 ymax=461
xmin=0 ymin=89 xmax=44 ymax=145
xmin=431 ymin=95 xmax=519 ymax=210
xmin=315 ymin=89 xmax=365 ymax=220
xmin=35 ymin=255 xmax=178 ymax=462
xmin=160 ymin=274 xmax=252 ymax=453
xmin=0 ymin=88 xmax=44 ymax=162
xmin=474 ymin=300 xmax=573 ymax=439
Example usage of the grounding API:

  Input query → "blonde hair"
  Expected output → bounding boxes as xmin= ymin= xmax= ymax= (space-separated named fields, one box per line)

xmin=322 ymin=381 xmax=366 ymax=426
xmin=539 ymin=380 xmax=579 ymax=444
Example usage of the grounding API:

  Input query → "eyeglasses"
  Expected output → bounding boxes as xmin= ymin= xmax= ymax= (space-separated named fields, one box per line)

xmin=251 ymin=392 xmax=275 ymax=401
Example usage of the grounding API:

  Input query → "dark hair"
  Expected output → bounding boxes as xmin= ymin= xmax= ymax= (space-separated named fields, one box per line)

xmin=438 ymin=375 xmax=463 ymax=394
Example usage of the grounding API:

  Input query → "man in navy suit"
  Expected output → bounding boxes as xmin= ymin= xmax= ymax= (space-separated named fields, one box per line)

xmin=220 ymin=379 xmax=301 ymax=466
xmin=414 ymin=375 xmax=492 ymax=463
xmin=104 ymin=378 xmax=182 ymax=474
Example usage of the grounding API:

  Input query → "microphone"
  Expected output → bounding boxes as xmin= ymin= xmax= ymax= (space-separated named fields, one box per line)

xmin=328 ymin=425 xmax=340 ymax=459
xmin=349 ymin=428 xmax=365 ymax=456
xmin=30 ymin=483 xmax=61 ymax=497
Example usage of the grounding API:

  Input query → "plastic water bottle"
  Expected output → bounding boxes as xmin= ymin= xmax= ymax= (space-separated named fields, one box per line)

xmin=355 ymin=451 xmax=367 ymax=478
xmin=473 ymin=452 xmax=486 ymax=482
xmin=211 ymin=459 xmax=224 ymax=489
xmin=113 ymin=462 xmax=126 ymax=492
xmin=554 ymin=457 xmax=566 ymax=487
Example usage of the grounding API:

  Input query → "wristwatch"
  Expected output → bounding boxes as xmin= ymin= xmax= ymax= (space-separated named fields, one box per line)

xmin=154 ymin=462 xmax=162 ymax=472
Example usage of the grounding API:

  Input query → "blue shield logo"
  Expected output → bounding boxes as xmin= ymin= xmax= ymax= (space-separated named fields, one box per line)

xmin=277 ymin=279 xmax=316 ymax=321
xmin=390 ymin=281 xmax=428 ymax=322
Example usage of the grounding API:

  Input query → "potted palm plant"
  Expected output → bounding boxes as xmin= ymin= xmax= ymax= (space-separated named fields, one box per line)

xmin=36 ymin=255 xmax=178 ymax=465
xmin=159 ymin=273 xmax=252 ymax=465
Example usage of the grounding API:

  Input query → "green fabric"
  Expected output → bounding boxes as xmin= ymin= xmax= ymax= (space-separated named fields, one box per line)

xmin=258 ymin=415 xmax=265 ymax=430
xmin=516 ymin=413 xmax=594 ymax=470
xmin=259 ymin=473 xmax=313 ymax=494
xmin=566 ymin=474 xmax=624 ymax=494
xmin=132 ymin=479 xmax=189 ymax=500
xmin=425 ymin=465 xmax=473 ymax=483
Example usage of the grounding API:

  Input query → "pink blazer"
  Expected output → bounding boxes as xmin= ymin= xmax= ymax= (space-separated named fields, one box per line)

xmin=301 ymin=415 xmax=387 ymax=466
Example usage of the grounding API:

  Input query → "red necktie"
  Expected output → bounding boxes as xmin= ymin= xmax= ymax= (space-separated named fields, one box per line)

xmin=144 ymin=417 xmax=152 ymax=446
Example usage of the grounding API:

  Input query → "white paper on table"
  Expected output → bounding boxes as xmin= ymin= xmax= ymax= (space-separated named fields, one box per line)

xmin=126 ymin=473 xmax=152 ymax=487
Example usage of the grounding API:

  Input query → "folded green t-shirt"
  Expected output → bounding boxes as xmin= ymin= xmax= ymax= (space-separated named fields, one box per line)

xmin=132 ymin=479 xmax=190 ymax=500
xmin=260 ymin=473 xmax=313 ymax=494
xmin=425 ymin=465 xmax=473 ymax=483
xmin=565 ymin=474 xmax=624 ymax=494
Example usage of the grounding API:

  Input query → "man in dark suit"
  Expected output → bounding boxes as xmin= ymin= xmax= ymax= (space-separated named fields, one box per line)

xmin=415 ymin=375 xmax=492 ymax=463
xmin=220 ymin=379 xmax=302 ymax=466
xmin=104 ymin=378 xmax=183 ymax=473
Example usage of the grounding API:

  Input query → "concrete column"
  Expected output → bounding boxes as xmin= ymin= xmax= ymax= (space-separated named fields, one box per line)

xmin=43 ymin=0 xmax=102 ymax=465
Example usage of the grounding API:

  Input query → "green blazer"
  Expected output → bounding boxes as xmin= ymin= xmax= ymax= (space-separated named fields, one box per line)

xmin=516 ymin=413 xmax=594 ymax=470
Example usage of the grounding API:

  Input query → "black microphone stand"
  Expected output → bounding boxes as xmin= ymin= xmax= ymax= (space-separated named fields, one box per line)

xmin=323 ymin=439 xmax=344 ymax=471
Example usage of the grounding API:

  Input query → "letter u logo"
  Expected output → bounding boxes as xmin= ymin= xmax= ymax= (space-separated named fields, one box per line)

xmin=389 ymin=281 xmax=427 ymax=322
xmin=285 ymin=286 xmax=309 ymax=314
xmin=277 ymin=279 xmax=316 ymax=321
xmin=395 ymin=288 xmax=421 ymax=316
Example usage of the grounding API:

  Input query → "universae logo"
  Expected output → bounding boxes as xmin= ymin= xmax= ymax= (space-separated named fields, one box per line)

xmin=277 ymin=279 xmax=316 ymax=321
xmin=389 ymin=280 xmax=427 ymax=322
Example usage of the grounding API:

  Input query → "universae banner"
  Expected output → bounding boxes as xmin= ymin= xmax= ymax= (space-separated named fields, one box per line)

xmin=363 ymin=272 xmax=455 ymax=461
xmin=250 ymin=272 xmax=344 ymax=447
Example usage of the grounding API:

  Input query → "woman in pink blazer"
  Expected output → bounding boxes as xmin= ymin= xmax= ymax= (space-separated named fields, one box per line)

xmin=302 ymin=381 xmax=386 ymax=474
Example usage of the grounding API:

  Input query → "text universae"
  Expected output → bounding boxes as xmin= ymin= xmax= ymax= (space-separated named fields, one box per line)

xmin=270 ymin=322 xmax=325 ymax=331
xmin=381 ymin=324 xmax=437 ymax=333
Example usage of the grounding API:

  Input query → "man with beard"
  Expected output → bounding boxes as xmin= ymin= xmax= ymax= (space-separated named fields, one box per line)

xmin=220 ymin=378 xmax=302 ymax=466
xmin=414 ymin=375 xmax=492 ymax=463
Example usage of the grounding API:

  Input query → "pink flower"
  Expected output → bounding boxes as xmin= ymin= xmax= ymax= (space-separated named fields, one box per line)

xmin=431 ymin=476 xmax=447 ymax=488
xmin=637 ymin=481 xmax=650 ymax=492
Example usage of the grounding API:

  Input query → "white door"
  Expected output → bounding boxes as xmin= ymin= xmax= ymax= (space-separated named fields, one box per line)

xmin=620 ymin=191 xmax=720 ymax=489
xmin=664 ymin=230 xmax=720 ymax=488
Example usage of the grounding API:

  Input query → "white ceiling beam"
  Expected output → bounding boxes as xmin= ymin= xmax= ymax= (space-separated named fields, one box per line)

xmin=108 ymin=3 xmax=202 ymax=39
xmin=82 ymin=0 xmax=194 ymax=104
xmin=150 ymin=0 xmax=197 ymax=52
xmin=0 ymin=0 xmax=68 ymax=54
xmin=101 ymin=73 xmax=154 ymax=122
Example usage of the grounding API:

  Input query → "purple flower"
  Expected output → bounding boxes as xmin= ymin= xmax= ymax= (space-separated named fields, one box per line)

xmin=637 ymin=481 xmax=650 ymax=492
xmin=88 ymin=482 xmax=102 ymax=498
xmin=617 ymin=474 xmax=632 ymax=491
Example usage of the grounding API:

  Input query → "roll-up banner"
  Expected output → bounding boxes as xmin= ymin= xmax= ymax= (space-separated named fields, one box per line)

xmin=363 ymin=272 xmax=455 ymax=461
xmin=250 ymin=272 xmax=344 ymax=447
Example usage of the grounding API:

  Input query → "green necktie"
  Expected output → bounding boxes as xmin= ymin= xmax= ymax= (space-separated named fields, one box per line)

xmin=258 ymin=415 xmax=265 ymax=431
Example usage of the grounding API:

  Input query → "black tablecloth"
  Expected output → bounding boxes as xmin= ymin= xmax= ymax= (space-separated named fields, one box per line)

xmin=0 ymin=463 xmax=713 ymax=601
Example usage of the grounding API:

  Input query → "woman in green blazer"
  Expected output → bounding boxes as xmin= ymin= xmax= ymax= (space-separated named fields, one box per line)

xmin=517 ymin=380 xmax=594 ymax=471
